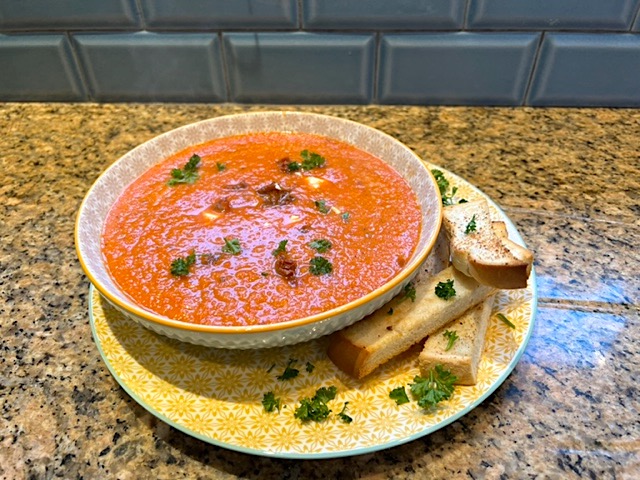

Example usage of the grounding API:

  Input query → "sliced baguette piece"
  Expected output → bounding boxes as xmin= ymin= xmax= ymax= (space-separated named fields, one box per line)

xmin=418 ymin=295 xmax=495 ymax=385
xmin=443 ymin=199 xmax=533 ymax=289
xmin=327 ymin=266 xmax=496 ymax=379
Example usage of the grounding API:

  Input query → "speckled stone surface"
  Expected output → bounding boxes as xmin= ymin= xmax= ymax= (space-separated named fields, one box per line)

xmin=1 ymin=104 xmax=638 ymax=479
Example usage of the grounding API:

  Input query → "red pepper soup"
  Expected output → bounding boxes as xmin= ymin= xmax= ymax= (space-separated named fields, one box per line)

xmin=102 ymin=132 xmax=422 ymax=326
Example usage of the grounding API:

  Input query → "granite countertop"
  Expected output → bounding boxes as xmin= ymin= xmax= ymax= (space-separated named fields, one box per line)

xmin=1 ymin=104 xmax=638 ymax=479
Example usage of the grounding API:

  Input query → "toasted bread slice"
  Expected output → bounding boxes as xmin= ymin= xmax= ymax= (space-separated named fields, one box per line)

xmin=418 ymin=295 xmax=495 ymax=385
xmin=327 ymin=266 xmax=495 ymax=379
xmin=443 ymin=199 xmax=533 ymax=289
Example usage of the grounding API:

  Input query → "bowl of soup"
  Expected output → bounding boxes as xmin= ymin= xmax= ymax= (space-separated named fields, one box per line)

xmin=76 ymin=112 xmax=442 ymax=348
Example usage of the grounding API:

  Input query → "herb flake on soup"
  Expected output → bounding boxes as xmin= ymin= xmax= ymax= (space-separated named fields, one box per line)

xmin=101 ymin=132 xmax=422 ymax=326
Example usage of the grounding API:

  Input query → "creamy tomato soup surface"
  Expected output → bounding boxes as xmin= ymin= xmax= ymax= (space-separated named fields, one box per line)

xmin=102 ymin=132 xmax=422 ymax=326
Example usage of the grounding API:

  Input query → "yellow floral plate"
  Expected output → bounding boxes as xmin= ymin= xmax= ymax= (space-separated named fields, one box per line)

xmin=90 ymin=166 xmax=537 ymax=459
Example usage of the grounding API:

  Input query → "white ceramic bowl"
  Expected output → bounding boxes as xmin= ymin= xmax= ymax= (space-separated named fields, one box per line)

xmin=76 ymin=112 xmax=442 ymax=349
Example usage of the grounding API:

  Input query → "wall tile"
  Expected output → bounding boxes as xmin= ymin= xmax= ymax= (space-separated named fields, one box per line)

xmin=0 ymin=34 xmax=85 ymax=101
xmin=74 ymin=33 xmax=226 ymax=102
xmin=302 ymin=0 xmax=465 ymax=30
xmin=527 ymin=33 xmax=640 ymax=107
xmin=224 ymin=33 xmax=374 ymax=104
xmin=467 ymin=0 xmax=638 ymax=31
xmin=0 ymin=0 xmax=139 ymax=31
xmin=141 ymin=0 xmax=297 ymax=30
xmin=378 ymin=33 xmax=539 ymax=106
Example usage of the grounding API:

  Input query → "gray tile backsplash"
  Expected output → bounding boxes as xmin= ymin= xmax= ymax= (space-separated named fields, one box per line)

xmin=224 ymin=33 xmax=374 ymax=104
xmin=527 ymin=34 xmax=640 ymax=106
xmin=140 ymin=0 xmax=297 ymax=30
xmin=302 ymin=0 xmax=465 ymax=30
xmin=467 ymin=0 xmax=638 ymax=30
xmin=74 ymin=32 xmax=226 ymax=102
xmin=379 ymin=33 xmax=539 ymax=105
xmin=1 ymin=0 xmax=640 ymax=105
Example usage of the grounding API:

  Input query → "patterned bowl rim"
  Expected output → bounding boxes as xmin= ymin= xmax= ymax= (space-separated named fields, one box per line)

xmin=75 ymin=111 xmax=443 ymax=334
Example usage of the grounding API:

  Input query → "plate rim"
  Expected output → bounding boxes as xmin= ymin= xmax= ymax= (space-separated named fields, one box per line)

xmin=88 ymin=165 xmax=538 ymax=459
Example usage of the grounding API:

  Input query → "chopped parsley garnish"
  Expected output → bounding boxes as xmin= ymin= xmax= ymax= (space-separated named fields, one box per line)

xmin=465 ymin=215 xmax=477 ymax=234
xmin=443 ymin=187 xmax=459 ymax=206
xmin=341 ymin=212 xmax=351 ymax=222
xmin=309 ymin=256 xmax=333 ymax=276
xmin=496 ymin=313 xmax=516 ymax=329
xmin=276 ymin=358 xmax=299 ymax=381
xmin=309 ymin=239 xmax=332 ymax=253
xmin=305 ymin=362 xmax=315 ymax=373
xmin=431 ymin=169 xmax=449 ymax=197
xmin=410 ymin=365 xmax=457 ymax=409
xmin=430 ymin=168 xmax=464 ymax=205
xmin=286 ymin=161 xmax=301 ymax=172
xmin=170 ymin=251 xmax=196 ymax=276
xmin=300 ymin=150 xmax=326 ymax=170
xmin=314 ymin=199 xmax=330 ymax=214
xmin=443 ymin=330 xmax=459 ymax=351
xmin=216 ymin=162 xmax=226 ymax=172
xmin=168 ymin=154 xmax=201 ymax=186
xmin=337 ymin=403 xmax=353 ymax=424
xmin=266 ymin=363 xmax=275 ymax=373
xmin=221 ymin=237 xmax=241 ymax=255
xmin=387 ymin=308 xmax=394 ymax=315
xmin=294 ymin=386 xmax=337 ymax=422
xmin=402 ymin=283 xmax=416 ymax=303
xmin=389 ymin=386 xmax=410 ymax=405
xmin=285 ymin=150 xmax=326 ymax=172
xmin=313 ymin=386 xmax=337 ymax=404
xmin=435 ymin=279 xmax=456 ymax=300
xmin=262 ymin=392 xmax=281 ymax=413
xmin=272 ymin=239 xmax=288 ymax=256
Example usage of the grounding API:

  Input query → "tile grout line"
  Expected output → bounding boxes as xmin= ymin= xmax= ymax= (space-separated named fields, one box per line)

xmin=372 ymin=32 xmax=380 ymax=104
xmin=217 ymin=32 xmax=232 ymax=102
xmin=630 ymin=1 xmax=640 ymax=32
xmin=462 ymin=0 xmax=472 ymax=30
xmin=522 ymin=31 xmax=545 ymax=106
xmin=297 ymin=0 xmax=303 ymax=30
xmin=64 ymin=32 xmax=93 ymax=101
xmin=132 ymin=0 xmax=146 ymax=30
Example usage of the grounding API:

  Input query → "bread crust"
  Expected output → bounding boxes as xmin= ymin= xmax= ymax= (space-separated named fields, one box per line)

xmin=419 ymin=295 xmax=495 ymax=385
xmin=443 ymin=200 xmax=533 ymax=289
xmin=327 ymin=265 xmax=495 ymax=379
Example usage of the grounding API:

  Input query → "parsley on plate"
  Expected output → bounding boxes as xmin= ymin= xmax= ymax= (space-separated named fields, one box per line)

xmin=389 ymin=386 xmax=410 ymax=405
xmin=276 ymin=358 xmax=300 ymax=381
xmin=410 ymin=365 xmax=457 ymax=409
xmin=443 ymin=330 xmax=459 ymax=351
xmin=262 ymin=392 xmax=281 ymax=413
xmin=435 ymin=279 xmax=456 ymax=300
xmin=294 ymin=386 xmax=337 ymax=422
xmin=496 ymin=313 xmax=516 ymax=329
xmin=465 ymin=214 xmax=477 ymax=234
